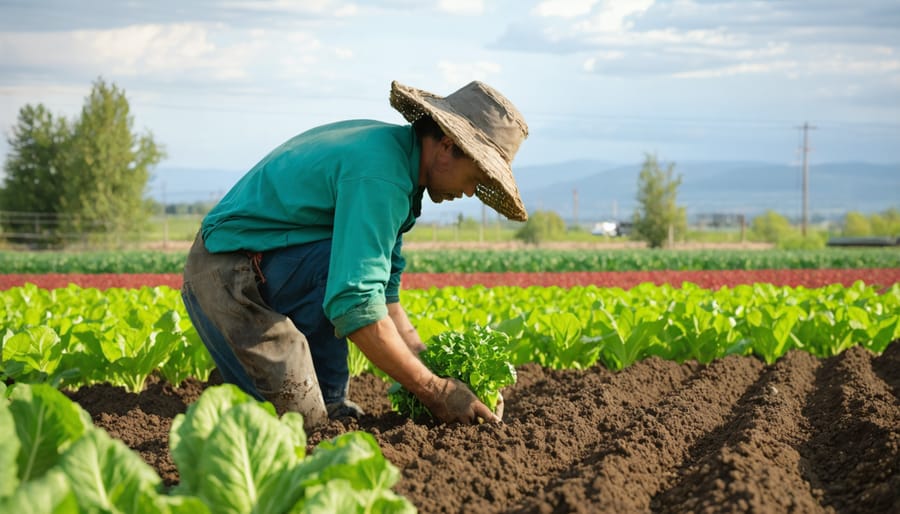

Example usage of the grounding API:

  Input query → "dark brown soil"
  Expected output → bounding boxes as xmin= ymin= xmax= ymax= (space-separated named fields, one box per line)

xmin=65 ymin=344 xmax=900 ymax=514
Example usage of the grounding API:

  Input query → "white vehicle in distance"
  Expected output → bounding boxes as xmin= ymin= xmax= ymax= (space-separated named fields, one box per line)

xmin=591 ymin=220 xmax=632 ymax=237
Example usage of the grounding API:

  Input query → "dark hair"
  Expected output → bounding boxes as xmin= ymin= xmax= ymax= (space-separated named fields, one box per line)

xmin=412 ymin=115 xmax=466 ymax=158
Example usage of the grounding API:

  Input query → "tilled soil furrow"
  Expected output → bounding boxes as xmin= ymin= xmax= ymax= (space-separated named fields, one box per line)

xmin=61 ymin=344 xmax=900 ymax=514
xmin=386 ymin=358 xmax=697 ymax=514
xmin=651 ymin=350 xmax=828 ymax=513
xmin=871 ymin=339 xmax=900 ymax=400
xmin=520 ymin=355 xmax=765 ymax=513
xmin=801 ymin=346 xmax=900 ymax=514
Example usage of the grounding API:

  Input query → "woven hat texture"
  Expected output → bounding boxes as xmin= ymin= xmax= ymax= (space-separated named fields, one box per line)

xmin=390 ymin=80 xmax=529 ymax=221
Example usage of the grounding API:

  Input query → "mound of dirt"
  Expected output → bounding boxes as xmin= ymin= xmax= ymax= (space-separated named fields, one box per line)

xmin=66 ymin=344 xmax=900 ymax=513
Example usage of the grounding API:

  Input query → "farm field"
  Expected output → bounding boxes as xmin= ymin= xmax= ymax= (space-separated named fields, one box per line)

xmin=3 ymin=263 xmax=899 ymax=513
xmin=68 ymin=343 xmax=899 ymax=513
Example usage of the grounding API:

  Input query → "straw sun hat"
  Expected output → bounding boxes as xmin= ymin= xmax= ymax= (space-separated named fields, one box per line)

xmin=390 ymin=80 xmax=529 ymax=221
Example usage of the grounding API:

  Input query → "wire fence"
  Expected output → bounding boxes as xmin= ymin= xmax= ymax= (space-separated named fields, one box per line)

xmin=0 ymin=210 xmax=202 ymax=251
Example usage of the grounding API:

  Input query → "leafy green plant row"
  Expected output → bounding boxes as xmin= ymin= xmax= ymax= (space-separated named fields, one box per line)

xmin=3 ymin=282 xmax=898 ymax=393
xmin=2 ymin=248 xmax=899 ymax=274
xmin=397 ymin=281 xmax=900 ymax=370
xmin=1 ymin=381 xmax=414 ymax=513
xmin=402 ymin=248 xmax=900 ymax=272
xmin=0 ymin=250 xmax=188 ymax=274
xmin=1 ymin=284 xmax=211 ymax=391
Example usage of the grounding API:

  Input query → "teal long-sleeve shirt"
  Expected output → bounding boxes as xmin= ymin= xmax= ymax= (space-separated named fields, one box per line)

xmin=201 ymin=120 xmax=423 ymax=338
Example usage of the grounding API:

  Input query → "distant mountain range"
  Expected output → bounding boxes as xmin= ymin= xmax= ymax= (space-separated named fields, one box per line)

xmin=148 ymin=160 xmax=900 ymax=223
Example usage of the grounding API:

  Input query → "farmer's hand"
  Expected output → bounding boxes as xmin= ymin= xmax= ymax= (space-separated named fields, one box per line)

xmin=421 ymin=376 xmax=501 ymax=424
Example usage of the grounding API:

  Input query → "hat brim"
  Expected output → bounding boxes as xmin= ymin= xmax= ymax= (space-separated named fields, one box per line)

xmin=390 ymin=81 xmax=528 ymax=222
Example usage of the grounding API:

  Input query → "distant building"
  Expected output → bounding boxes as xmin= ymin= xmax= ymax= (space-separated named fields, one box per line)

xmin=694 ymin=213 xmax=744 ymax=229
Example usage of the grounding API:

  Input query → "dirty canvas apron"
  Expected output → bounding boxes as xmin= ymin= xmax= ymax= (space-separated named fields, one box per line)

xmin=181 ymin=232 xmax=328 ymax=430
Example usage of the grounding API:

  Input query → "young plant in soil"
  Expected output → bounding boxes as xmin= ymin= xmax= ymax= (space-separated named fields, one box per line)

xmin=388 ymin=325 xmax=517 ymax=420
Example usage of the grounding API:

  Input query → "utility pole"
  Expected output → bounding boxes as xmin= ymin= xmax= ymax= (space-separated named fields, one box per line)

xmin=797 ymin=122 xmax=816 ymax=237
xmin=162 ymin=181 xmax=169 ymax=250
xmin=480 ymin=202 xmax=486 ymax=243
xmin=572 ymin=188 xmax=579 ymax=227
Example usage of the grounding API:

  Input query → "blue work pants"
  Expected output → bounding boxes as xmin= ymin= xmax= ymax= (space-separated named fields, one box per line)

xmin=180 ymin=234 xmax=343 ymax=430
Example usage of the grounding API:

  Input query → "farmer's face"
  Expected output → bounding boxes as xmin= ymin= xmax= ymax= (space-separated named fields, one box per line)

xmin=424 ymin=136 xmax=485 ymax=204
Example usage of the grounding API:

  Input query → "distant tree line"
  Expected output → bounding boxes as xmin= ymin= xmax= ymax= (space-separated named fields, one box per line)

xmin=840 ymin=209 xmax=900 ymax=238
xmin=0 ymin=78 xmax=164 ymax=247
xmin=748 ymin=208 xmax=900 ymax=249
xmin=516 ymin=154 xmax=686 ymax=248
xmin=161 ymin=201 xmax=218 ymax=216
xmin=512 ymin=153 xmax=898 ymax=249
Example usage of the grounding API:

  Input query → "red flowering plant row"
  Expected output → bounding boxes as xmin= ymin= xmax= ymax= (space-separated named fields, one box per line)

xmin=1 ymin=268 xmax=899 ymax=291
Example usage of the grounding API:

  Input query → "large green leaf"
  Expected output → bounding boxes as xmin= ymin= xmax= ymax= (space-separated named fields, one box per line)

xmin=296 ymin=432 xmax=400 ymax=492
xmin=8 ymin=383 xmax=91 ymax=482
xmin=194 ymin=402 xmax=300 ymax=514
xmin=0 ymin=394 xmax=21 ymax=496
xmin=0 ymin=469 xmax=78 ymax=514
xmin=169 ymin=384 xmax=273 ymax=493
xmin=57 ymin=429 xmax=164 ymax=514
xmin=276 ymin=432 xmax=414 ymax=514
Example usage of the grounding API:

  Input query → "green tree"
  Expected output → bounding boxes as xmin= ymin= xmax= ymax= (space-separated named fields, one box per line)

xmin=748 ymin=210 xmax=795 ymax=243
xmin=632 ymin=154 xmax=686 ymax=248
xmin=59 ymin=78 xmax=165 ymax=237
xmin=842 ymin=211 xmax=872 ymax=237
xmin=514 ymin=210 xmax=565 ymax=245
xmin=0 ymin=105 xmax=71 ymax=243
xmin=748 ymin=210 xmax=827 ymax=249
xmin=1 ymin=78 xmax=164 ymax=247
xmin=870 ymin=208 xmax=900 ymax=236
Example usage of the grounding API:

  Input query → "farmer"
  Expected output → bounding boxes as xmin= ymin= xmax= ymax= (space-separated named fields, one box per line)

xmin=181 ymin=80 xmax=529 ymax=431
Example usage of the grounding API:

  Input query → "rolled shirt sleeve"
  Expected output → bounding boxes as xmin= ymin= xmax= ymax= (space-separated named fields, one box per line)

xmin=326 ymin=177 xmax=411 ymax=338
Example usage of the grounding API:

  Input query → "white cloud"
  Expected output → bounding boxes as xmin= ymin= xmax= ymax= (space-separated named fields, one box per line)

xmin=438 ymin=60 xmax=501 ymax=87
xmin=533 ymin=0 xmax=599 ymax=19
xmin=510 ymin=0 xmax=900 ymax=83
xmin=277 ymin=33 xmax=324 ymax=78
xmin=673 ymin=61 xmax=796 ymax=79
xmin=334 ymin=4 xmax=359 ymax=16
xmin=533 ymin=1 xmax=656 ymax=42
xmin=0 ymin=23 xmax=337 ymax=83
xmin=574 ymin=0 xmax=655 ymax=33
xmin=437 ymin=0 xmax=484 ymax=16
xmin=582 ymin=57 xmax=596 ymax=72
xmin=671 ymin=43 xmax=900 ymax=80
xmin=582 ymin=50 xmax=625 ymax=72
xmin=814 ymin=53 xmax=900 ymax=74
xmin=0 ymin=24 xmax=263 ymax=80
xmin=1 ymin=0 xmax=897 ymax=169
xmin=221 ymin=0 xmax=358 ymax=16
xmin=813 ymin=83 xmax=864 ymax=101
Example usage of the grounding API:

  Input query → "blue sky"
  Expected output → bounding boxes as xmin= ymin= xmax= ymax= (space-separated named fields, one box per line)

xmin=1 ymin=0 xmax=899 ymax=179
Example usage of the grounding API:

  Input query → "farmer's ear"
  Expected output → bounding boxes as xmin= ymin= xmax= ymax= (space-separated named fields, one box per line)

xmin=440 ymin=136 xmax=455 ymax=152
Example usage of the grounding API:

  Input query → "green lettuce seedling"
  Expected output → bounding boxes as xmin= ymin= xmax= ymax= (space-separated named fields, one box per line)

xmin=389 ymin=324 xmax=516 ymax=420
